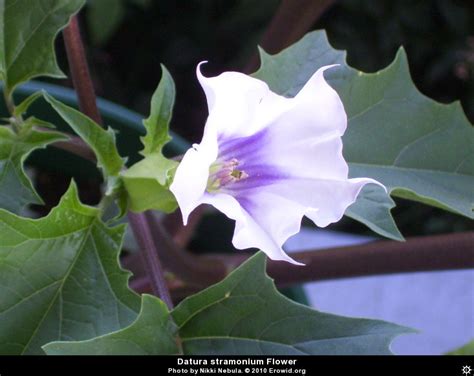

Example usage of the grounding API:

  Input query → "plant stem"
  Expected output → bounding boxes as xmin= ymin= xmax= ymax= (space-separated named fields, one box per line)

xmin=3 ymin=91 xmax=15 ymax=117
xmin=45 ymin=131 xmax=96 ymax=162
xmin=3 ymin=85 xmax=22 ymax=133
xmin=223 ymin=231 xmax=474 ymax=287
xmin=128 ymin=212 xmax=174 ymax=308
xmin=129 ymin=231 xmax=474 ymax=297
xmin=145 ymin=211 xmax=227 ymax=286
xmin=62 ymin=15 xmax=173 ymax=307
xmin=63 ymin=16 xmax=103 ymax=125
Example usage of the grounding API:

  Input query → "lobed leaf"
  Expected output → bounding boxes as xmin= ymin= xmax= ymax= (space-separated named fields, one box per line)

xmin=345 ymin=185 xmax=403 ymax=241
xmin=141 ymin=65 xmax=175 ymax=156
xmin=172 ymin=252 xmax=412 ymax=355
xmin=121 ymin=153 xmax=178 ymax=213
xmin=120 ymin=65 xmax=178 ymax=213
xmin=44 ymin=295 xmax=179 ymax=355
xmin=0 ymin=127 xmax=66 ymax=214
xmin=0 ymin=182 xmax=140 ymax=354
xmin=254 ymin=30 xmax=474 ymax=238
xmin=44 ymin=93 xmax=125 ymax=178
xmin=0 ymin=0 xmax=85 ymax=96
xmin=41 ymin=253 xmax=412 ymax=355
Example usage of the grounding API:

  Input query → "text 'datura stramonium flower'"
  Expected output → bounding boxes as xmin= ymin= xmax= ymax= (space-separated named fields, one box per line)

xmin=170 ymin=63 xmax=383 ymax=265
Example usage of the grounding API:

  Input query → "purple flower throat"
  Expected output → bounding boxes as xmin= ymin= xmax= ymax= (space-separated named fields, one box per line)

xmin=207 ymin=128 xmax=287 ymax=193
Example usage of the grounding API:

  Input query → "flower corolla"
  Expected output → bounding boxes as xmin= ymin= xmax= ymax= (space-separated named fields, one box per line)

xmin=170 ymin=63 xmax=382 ymax=264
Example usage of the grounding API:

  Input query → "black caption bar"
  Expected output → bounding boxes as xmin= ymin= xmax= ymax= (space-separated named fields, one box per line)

xmin=0 ymin=356 xmax=472 ymax=375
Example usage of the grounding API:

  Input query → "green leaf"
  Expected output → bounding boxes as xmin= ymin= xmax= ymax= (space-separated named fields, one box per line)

xmin=22 ymin=116 xmax=57 ymax=130
xmin=41 ymin=253 xmax=412 ymax=355
xmin=102 ymin=176 xmax=129 ymax=221
xmin=141 ymin=65 xmax=175 ymax=156
xmin=172 ymin=252 xmax=412 ymax=355
xmin=0 ymin=0 xmax=85 ymax=96
xmin=0 ymin=182 xmax=140 ymax=354
xmin=43 ymin=93 xmax=125 ymax=177
xmin=343 ymin=52 xmax=474 ymax=220
xmin=43 ymin=295 xmax=179 ymax=355
xmin=346 ymin=185 xmax=403 ymax=241
xmin=13 ymin=92 xmax=43 ymax=118
xmin=254 ymin=30 xmax=474 ymax=237
xmin=0 ymin=127 xmax=66 ymax=214
xmin=119 ymin=66 xmax=177 ymax=213
xmin=86 ymin=0 xmax=126 ymax=46
xmin=447 ymin=339 xmax=474 ymax=355
xmin=121 ymin=153 xmax=178 ymax=213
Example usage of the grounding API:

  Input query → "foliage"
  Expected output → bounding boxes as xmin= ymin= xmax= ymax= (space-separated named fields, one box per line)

xmin=42 ymin=254 xmax=411 ymax=355
xmin=254 ymin=31 xmax=474 ymax=239
xmin=121 ymin=65 xmax=179 ymax=213
xmin=0 ymin=127 xmax=66 ymax=214
xmin=0 ymin=0 xmax=85 ymax=97
xmin=0 ymin=183 xmax=139 ymax=355
xmin=44 ymin=295 xmax=178 ymax=355
xmin=44 ymin=93 xmax=125 ymax=178
xmin=0 ymin=0 xmax=471 ymax=356
xmin=121 ymin=153 xmax=177 ymax=213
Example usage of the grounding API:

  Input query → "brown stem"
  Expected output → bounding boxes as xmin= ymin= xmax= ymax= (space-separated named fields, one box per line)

xmin=145 ymin=211 xmax=227 ymax=286
xmin=128 ymin=212 xmax=174 ymax=308
xmin=63 ymin=15 xmax=173 ymax=307
xmin=163 ymin=206 xmax=206 ymax=248
xmin=63 ymin=16 xmax=103 ymax=125
xmin=133 ymin=231 xmax=474 ymax=297
xmin=123 ymin=209 xmax=228 ymax=291
xmin=226 ymin=231 xmax=474 ymax=287
xmin=245 ymin=0 xmax=336 ymax=73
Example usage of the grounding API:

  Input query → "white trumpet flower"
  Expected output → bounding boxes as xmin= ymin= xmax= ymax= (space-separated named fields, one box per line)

xmin=170 ymin=63 xmax=383 ymax=264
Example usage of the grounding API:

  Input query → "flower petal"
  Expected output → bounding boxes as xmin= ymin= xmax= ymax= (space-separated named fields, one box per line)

xmin=295 ymin=64 xmax=344 ymax=136
xmin=169 ymin=135 xmax=218 ymax=225
xmin=171 ymin=63 xmax=385 ymax=266
xmin=196 ymin=63 xmax=291 ymax=139
xmin=215 ymin=65 xmax=349 ymax=184
xmin=199 ymin=192 xmax=303 ymax=265
xmin=229 ymin=176 xmax=380 ymax=263
xmin=304 ymin=177 xmax=383 ymax=227
xmin=266 ymin=66 xmax=348 ymax=180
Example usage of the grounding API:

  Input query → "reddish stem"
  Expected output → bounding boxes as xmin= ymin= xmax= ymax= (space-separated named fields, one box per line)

xmin=62 ymin=15 xmax=173 ymax=308
xmin=131 ymin=231 xmax=474 ymax=296
xmin=266 ymin=231 xmax=474 ymax=287
xmin=128 ymin=212 xmax=174 ymax=308
xmin=63 ymin=16 xmax=103 ymax=125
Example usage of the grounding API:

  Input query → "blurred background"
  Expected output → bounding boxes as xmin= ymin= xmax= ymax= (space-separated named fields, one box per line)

xmin=37 ymin=0 xmax=474 ymax=354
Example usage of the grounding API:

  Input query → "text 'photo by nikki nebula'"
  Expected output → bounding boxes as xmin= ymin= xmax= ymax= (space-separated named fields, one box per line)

xmin=0 ymin=0 xmax=472 ymax=369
